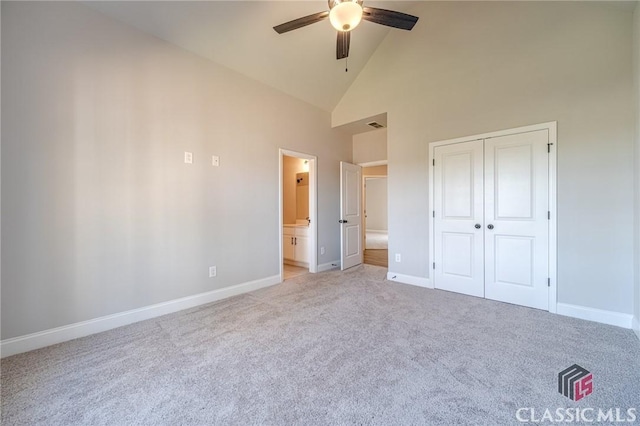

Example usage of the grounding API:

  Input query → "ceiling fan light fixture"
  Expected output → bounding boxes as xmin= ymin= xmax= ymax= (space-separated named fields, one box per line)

xmin=329 ymin=1 xmax=363 ymax=32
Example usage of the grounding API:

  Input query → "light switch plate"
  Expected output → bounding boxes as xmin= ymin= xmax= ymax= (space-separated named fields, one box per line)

xmin=184 ymin=152 xmax=193 ymax=164
xmin=212 ymin=155 xmax=219 ymax=167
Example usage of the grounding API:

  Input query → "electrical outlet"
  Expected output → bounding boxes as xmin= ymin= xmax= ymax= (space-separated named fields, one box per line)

xmin=209 ymin=266 xmax=217 ymax=277
xmin=212 ymin=155 xmax=219 ymax=167
xmin=184 ymin=152 xmax=193 ymax=164
xmin=395 ymin=253 xmax=401 ymax=263
xmin=320 ymin=246 xmax=325 ymax=255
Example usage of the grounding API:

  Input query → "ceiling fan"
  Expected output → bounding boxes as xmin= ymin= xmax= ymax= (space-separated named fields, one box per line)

xmin=273 ymin=0 xmax=419 ymax=61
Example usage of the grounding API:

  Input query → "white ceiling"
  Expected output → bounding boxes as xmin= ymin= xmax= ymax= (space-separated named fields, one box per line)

xmin=85 ymin=1 xmax=419 ymax=112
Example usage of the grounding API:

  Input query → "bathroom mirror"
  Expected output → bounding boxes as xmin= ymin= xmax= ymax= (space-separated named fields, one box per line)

xmin=296 ymin=172 xmax=309 ymax=221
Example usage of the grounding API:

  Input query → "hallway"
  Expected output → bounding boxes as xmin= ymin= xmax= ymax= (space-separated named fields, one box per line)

xmin=363 ymin=249 xmax=388 ymax=268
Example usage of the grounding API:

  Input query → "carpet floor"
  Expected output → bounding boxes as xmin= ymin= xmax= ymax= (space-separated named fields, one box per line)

xmin=2 ymin=265 xmax=639 ymax=425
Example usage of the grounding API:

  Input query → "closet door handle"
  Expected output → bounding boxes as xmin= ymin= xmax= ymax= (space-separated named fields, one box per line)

xmin=474 ymin=224 xmax=481 ymax=229
xmin=294 ymin=237 xmax=297 ymax=245
xmin=291 ymin=237 xmax=294 ymax=245
xmin=487 ymin=224 xmax=494 ymax=230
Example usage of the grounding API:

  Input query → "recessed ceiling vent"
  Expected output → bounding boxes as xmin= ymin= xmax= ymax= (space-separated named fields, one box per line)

xmin=367 ymin=121 xmax=385 ymax=129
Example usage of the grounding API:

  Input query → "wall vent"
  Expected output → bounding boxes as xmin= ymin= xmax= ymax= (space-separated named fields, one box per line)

xmin=366 ymin=121 xmax=385 ymax=129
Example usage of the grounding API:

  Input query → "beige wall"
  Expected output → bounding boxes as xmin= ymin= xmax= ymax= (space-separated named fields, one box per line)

xmin=353 ymin=129 xmax=387 ymax=164
xmin=363 ymin=165 xmax=388 ymax=176
xmin=365 ymin=178 xmax=388 ymax=232
xmin=1 ymin=2 xmax=352 ymax=340
xmin=334 ymin=2 xmax=635 ymax=315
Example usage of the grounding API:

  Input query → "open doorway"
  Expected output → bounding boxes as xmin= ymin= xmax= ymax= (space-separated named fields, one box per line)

xmin=348 ymin=122 xmax=388 ymax=268
xmin=279 ymin=149 xmax=318 ymax=281
xmin=362 ymin=165 xmax=388 ymax=267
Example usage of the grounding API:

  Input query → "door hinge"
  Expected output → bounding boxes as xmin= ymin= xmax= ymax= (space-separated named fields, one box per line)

xmin=432 ymin=159 xmax=435 ymax=166
xmin=547 ymin=143 xmax=553 ymax=153
xmin=432 ymin=211 xmax=435 ymax=218
xmin=548 ymin=278 xmax=551 ymax=287
xmin=433 ymin=262 xmax=435 ymax=270
xmin=548 ymin=211 xmax=550 ymax=220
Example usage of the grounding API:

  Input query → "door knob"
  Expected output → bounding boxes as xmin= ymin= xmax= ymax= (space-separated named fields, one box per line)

xmin=487 ymin=224 xmax=494 ymax=230
xmin=338 ymin=220 xmax=348 ymax=223
xmin=474 ymin=224 xmax=481 ymax=229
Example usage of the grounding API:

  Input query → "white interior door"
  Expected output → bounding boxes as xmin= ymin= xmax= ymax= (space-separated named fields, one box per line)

xmin=434 ymin=141 xmax=485 ymax=297
xmin=484 ymin=130 xmax=549 ymax=310
xmin=340 ymin=161 xmax=362 ymax=270
xmin=432 ymin=129 xmax=550 ymax=310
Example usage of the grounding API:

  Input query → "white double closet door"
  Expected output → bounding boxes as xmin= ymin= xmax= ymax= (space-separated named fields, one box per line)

xmin=433 ymin=129 xmax=550 ymax=310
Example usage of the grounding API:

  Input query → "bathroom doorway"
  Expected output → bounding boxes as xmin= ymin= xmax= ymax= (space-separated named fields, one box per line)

xmin=279 ymin=149 xmax=318 ymax=281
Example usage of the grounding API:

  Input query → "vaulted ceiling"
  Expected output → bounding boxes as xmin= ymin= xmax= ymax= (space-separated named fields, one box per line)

xmin=85 ymin=1 xmax=419 ymax=112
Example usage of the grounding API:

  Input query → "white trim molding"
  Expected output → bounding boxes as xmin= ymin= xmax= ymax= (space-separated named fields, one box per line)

xmin=1 ymin=275 xmax=280 ymax=358
xmin=387 ymin=272 xmax=433 ymax=289
xmin=317 ymin=261 xmax=341 ymax=272
xmin=557 ymin=303 xmax=634 ymax=329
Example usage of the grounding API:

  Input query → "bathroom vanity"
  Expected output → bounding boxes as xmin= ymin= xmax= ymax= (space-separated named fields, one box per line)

xmin=283 ymin=224 xmax=309 ymax=267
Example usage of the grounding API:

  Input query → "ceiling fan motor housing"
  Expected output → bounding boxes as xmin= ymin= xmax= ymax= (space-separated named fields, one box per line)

xmin=328 ymin=0 xmax=364 ymax=9
xmin=329 ymin=0 xmax=364 ymax=32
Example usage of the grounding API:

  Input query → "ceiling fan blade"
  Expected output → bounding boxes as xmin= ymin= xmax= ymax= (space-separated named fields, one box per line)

xmin=336 ymin=31 xmax=350 ymax=60
xmin=273 ymin=11 xmax=329 ymax=34
xmin=362 ymin=7 xmax=419 ymax=31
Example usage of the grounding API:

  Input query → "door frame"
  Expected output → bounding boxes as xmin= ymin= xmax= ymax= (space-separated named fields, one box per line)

xmin=279 ymin=149 xmax=318 ymax=281
xmin=428 ymin=121 xmax=557 ymax=313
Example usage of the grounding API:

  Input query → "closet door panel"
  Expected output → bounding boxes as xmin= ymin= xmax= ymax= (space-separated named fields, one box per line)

xmin=484 ymin=130 xmax=549 ymax=310
xmin=434 ymin=140 xmax=484 ymax=298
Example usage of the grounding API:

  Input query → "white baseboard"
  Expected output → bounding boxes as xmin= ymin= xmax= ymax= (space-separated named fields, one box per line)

xmin=317 ymin=261 xmax=340 ymax=272
xmin=386 ymin=272 xmax=433 ymax=289
xmin=633 ymin=316 xmax=640 ymax=340
xmin=1 ymin=275 xmax=281 ymax=358
xmin=556 ymin=303 xmax=633 ymax=329
xmin=365 ymin=230 xmax=388 ymax=234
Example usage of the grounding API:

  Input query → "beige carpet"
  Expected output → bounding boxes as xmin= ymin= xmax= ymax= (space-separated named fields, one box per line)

xmin=2 ymin=265 xmax=639 ymax=425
